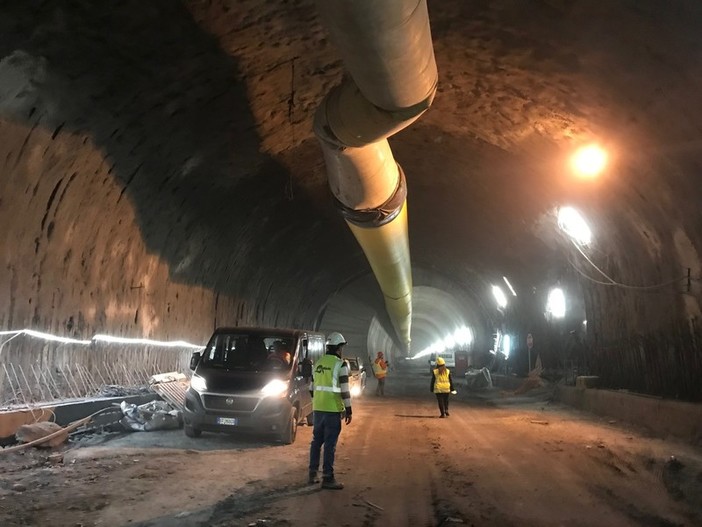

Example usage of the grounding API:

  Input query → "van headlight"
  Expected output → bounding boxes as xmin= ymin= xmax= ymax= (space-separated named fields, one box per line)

xmin=190 ymin=374 xmax=207 ymax=392
xmin=261 ymin=379 xmax=289 ymax=398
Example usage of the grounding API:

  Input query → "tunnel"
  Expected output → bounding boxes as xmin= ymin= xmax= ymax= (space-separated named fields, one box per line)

xmin=1 ymin=1 xmax=702 ymax=525
xmin=2 ymin=0 xmax=701 ymax=400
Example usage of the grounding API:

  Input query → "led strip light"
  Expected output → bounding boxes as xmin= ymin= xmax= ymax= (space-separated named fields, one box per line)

xmin=0 ymin=328 xmax=204 ymax=349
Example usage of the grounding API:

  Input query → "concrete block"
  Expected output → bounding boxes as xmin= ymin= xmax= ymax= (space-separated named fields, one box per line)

xmin=556 ymin=385 xmax=702 ymax=445
xmin=0 ymin=407 xmax=55 ymax=440
xmin=576 ymin=376 xmax=599 ymax=389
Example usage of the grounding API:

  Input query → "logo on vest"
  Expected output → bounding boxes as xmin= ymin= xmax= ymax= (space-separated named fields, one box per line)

xmin=315 ymin=364 xmax=332 ymax=374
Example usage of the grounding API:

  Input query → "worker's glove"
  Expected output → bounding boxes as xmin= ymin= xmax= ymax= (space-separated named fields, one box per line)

xmin=344 ymin=410 xmax=352 ymax=425
xmin=451 ymin=390 xmax=457 ymax=395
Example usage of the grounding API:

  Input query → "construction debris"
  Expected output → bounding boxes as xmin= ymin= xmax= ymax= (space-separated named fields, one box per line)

xmin=150 ymin=371 xmax=189 ymax=412
xmin=150 ymin=372 xmax=187 ymax=384
xmin=120 ymin=400 xmax=182 ymax=432
xmin=15 ymin=422 xmax=68 ymax=448
xmin=2 ymin=408 xmax=115 ymax=454
xmin=97 ymin=385 xmax=151 ymax=398
xmin=464 ymin=367 xmax=493 ymax=389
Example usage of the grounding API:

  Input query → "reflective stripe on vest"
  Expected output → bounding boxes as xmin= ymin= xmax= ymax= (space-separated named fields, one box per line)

xmin=313 ymin=354 xmax=344 ymax=412
xmin=433 ymin=368 xmax=451 ymax=393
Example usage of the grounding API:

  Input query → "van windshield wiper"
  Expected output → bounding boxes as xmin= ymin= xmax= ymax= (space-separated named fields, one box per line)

xmin=202 ymin=363 xmax=250 ymax=371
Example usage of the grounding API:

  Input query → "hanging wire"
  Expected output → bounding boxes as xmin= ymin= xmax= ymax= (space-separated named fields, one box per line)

xmin=567 ymin=238 xmax=692 ymax=290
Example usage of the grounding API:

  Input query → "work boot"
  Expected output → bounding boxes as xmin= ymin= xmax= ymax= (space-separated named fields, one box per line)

xmin=445 ymin=411 xmax=450 ymax=416
xmin=321 ymin=478 xmax=344 ymax=490
xmin=439 ymin=414 xmax=445 ymax=418
xmin=307 ymin=472 xmax=319 ymax=485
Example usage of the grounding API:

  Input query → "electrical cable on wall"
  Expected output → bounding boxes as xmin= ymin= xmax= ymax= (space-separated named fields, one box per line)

xmin=568 ymin=239 xmax=693 ymax=290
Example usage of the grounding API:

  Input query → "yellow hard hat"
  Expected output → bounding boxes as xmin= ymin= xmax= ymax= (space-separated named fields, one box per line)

xmin=436 ymin=357 xmax=446 ymax=366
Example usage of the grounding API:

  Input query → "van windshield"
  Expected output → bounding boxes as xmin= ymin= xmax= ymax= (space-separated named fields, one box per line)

xmin=200 ymin=333 xmax=295 ymax=372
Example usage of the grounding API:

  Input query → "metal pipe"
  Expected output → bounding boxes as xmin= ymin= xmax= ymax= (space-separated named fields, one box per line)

xmin=314 ymin=0 xmax=438 ymax=350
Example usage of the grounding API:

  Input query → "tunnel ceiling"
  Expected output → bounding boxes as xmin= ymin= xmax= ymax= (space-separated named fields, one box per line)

xmin=2 ymin=0 xmax=702 ymax=349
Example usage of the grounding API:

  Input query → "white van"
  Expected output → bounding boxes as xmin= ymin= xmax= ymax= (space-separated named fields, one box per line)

xmin=429 ymin=351 xmax=456 ymax=369
xmin=184 ymin=327 xmax=326 ymax=444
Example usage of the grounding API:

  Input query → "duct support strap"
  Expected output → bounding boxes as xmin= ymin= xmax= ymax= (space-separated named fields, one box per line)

xmin=313 ymin=0 xmax=438 ymax=350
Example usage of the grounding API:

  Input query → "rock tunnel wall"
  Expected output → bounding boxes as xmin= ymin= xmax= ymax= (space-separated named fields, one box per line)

xmin=0 ymin=0 xmax=361 ymax=390
xmin=0 ymin=119 xmax=253 ymax=344
xmin=0 ymin=1 xmax=363 ymax=336
xmin=2 ymin=0 xmax=702 ymax=403
xmin=573 ymin=156 xmax=702 ymax=400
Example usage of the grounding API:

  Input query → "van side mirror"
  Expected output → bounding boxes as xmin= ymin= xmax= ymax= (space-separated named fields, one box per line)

xmin=189 ymin=351 xmax=201 ymax=371
xmin=300 ymin=358 xmax=313 ymax=380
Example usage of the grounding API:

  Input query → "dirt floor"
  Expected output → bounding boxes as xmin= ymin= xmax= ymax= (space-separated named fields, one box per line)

xmin=1 ymin=369 xmax=701 ymax=527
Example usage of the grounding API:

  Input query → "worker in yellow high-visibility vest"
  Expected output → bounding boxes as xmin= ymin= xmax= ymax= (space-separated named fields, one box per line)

xmin=430 ymin=357 xmax=455 ymax=418
xmin=308 ymin=332 xmax=352 ymax=490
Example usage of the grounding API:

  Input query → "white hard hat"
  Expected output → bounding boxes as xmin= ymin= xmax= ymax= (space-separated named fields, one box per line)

xmin=326 ymin=332 xmax=347 ymax=346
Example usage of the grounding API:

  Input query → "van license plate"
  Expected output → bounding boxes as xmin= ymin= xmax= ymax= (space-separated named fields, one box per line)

xmin=216 ymin=417 xmax=238 ymax=426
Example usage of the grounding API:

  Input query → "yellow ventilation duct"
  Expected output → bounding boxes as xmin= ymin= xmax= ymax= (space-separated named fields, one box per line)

xmin=313 ymin=0 xmax=438 ymax=350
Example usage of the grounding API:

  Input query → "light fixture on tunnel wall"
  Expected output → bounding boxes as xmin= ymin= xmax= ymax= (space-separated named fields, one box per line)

xmin=502 ymin=334 xmax=511 ymax=359
xmin=491 ymin=330 xmax=501 ymax=355
xmin=491 ymin=285 xmax=508 ymax=310
xmin=557 ymin=206 xmax=592 ymax=246
xmin=570 ymin=144 xmax=607 ymax=178
xmin=502 ymin=276 xmax=517 ymax=296
xmin=546 ymin=287 xmax=566 ymax=319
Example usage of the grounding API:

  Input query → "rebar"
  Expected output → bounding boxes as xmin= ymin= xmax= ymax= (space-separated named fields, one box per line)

xmin=10 ymin=363 xmax=29 ymax=407
xmin=2 ymin=363 xmax=20 ymax=406
xmin=30 ymin=364 xmax=48 ymax=402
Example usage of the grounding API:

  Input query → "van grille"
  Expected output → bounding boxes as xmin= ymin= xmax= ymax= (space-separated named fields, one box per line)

xmin=203 ymin=394 xmax=258 ymax=412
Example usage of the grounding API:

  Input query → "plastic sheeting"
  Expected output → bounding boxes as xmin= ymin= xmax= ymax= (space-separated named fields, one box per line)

xmin=119 ymin=400 xmax=182 ymax=432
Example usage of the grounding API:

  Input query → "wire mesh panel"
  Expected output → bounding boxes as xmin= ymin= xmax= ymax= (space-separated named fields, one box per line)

xmin=0 ymin=336 xmax=194 ymax=409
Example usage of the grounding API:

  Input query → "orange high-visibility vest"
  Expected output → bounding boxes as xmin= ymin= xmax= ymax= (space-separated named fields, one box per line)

xmin=372 ymin=359 xmax=387 ymax=379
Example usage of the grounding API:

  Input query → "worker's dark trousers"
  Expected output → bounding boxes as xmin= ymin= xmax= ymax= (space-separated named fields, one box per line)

xmin=435 ymin=392 xmax=450 ymax=416
xmin=376 ymin=377 xmax=385 ymax=396
xmin=309 ymin=411 xmax=342 ymax=480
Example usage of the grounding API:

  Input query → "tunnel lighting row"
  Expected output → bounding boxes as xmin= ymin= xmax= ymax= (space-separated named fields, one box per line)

xmin=411 ymin=325 xmax=474 ymax=360
xmin=558 ymin=206 xmax=592 ymax=246
xmin=0 ymin=328 xmax=205 ymax=349
xmin=490 ymin=281 xmax=568 ymax=319
xmin=546 ymin=288 xmax=566 ymax=318
xmin=491 ymin=277 xmax=517 ymax=311
xmin=491 ymin=331 xmax=511 ymax=359
xmin=491 ymin=285 xmax=508 ymax=309
xmin=571 ymin=144 xmax=607 ymax=179
xmin=560 ymin=143 xmax=601 ymax=244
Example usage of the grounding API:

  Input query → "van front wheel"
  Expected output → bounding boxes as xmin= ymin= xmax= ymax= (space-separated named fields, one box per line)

xmin=185 ymin=425 xmax=202 ymax=438
xmin=280 ymin=408 xmax=298 ymax=445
